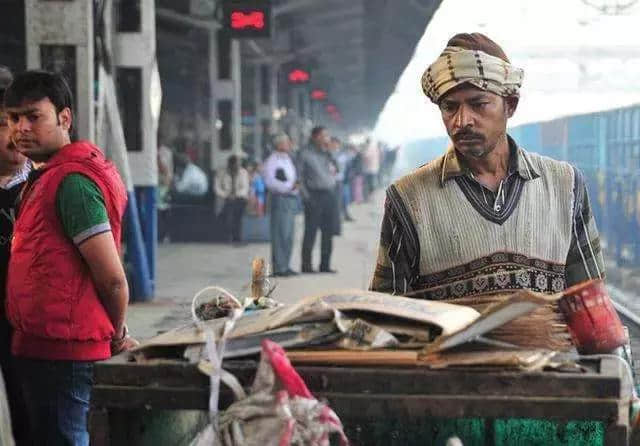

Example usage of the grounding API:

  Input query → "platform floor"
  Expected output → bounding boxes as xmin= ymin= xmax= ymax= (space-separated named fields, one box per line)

xmin=126 ymin=193 xmax=385 ymax=340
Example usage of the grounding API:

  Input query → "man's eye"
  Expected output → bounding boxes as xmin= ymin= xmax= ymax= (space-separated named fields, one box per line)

xmin=471 ymin=102 xmax=489 ymax=108
xmin=441 ymin=103 xmax=457 ymax=113
xmin=28 ymin=115 xmax=38 ymax=123
xmin=8 ymin=115 xmax=19 ymax=123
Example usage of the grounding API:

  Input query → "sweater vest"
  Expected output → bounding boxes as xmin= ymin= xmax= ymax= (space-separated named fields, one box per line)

xmin=392 ymin=150 xmax=575 ymax=300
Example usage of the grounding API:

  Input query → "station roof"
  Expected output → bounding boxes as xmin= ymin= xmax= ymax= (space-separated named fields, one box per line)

xmin=155 ymin=0 xmax=443 ymax=131
xmin=253 ymin=0 xmax=443 ymax=129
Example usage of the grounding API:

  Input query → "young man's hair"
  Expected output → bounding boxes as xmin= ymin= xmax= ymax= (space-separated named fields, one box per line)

xmin=4 ymin=70 xmax=74 ymax=119
xmin=311 ymin=126 xmax=326 ymax=139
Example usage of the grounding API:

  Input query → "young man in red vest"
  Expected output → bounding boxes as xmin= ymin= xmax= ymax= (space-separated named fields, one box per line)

xmin=4 ymin=70 xmax=137 ymax=445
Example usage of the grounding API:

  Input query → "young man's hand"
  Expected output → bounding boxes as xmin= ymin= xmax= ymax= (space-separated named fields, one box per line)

xmin=110 ymin=326 xmax=140 ymax=356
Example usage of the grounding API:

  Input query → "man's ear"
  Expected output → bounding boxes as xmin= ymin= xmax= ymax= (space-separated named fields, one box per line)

xmin=58 ymin=107 xmax=73 ymax=132
xmin=504 ymin=96 xmax=519 ymax=118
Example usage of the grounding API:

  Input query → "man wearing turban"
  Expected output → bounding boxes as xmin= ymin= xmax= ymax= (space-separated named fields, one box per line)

xmin=370 ymin=33 xmax=604 ymax=300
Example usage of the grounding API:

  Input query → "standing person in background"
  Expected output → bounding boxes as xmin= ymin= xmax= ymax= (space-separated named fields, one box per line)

xmin=263 ymin=134 xmax=299 ymax=277
xmin=327 ymin=137 xmax=343 ymax=235
xmin=173 ymin=153 xmax=208 ymax=201
xmin=4 ymin=70 xmax=138 ymax=446
xmin=245 ymin=160 xmax=266 ymax=217
xmin=0 ymin=66 xmax=30 ymax=445
xmin=362 ymin=138 xmax=381 ymax=201
xmin=297 ymin=126 xmax=338 ymax=273
xmin=349 ymin=144 xmax=365 ymax=204
xmin=336 ymin=141 xmax=356 ymax=222
xmin=215 ymin=154 xmax=250 ymax=244
xmin=157 ymin=135 xmax=174 ymax=242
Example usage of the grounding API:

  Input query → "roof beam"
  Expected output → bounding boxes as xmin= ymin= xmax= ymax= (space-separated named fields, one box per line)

xmin=156 ymin=7 xmax=219 ymax=31
xmin=273 ymin=0 xmax=319 ymax=16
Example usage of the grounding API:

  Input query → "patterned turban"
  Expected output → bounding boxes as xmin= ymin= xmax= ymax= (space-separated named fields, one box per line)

xmin=421 ymin=33 xmax=524 ymax=104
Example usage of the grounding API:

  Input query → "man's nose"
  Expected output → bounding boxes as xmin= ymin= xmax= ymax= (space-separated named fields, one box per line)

xmin=454 ymin=105 xmax=473 ymax=128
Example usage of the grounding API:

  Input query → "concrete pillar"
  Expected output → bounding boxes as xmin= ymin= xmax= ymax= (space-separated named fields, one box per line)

xmin=211 ymin=34 xmax=242 ymax=169
xmin=208 ymin=29 xmax=220 ymax=172
xmin=231 ymin=40 xmax=242 ymax=156
xmin=25 ymin=0 xmax=94 ymax=140
xmin=269 ymin=63 xmax=279 ymax=132
xmin=301 ymin=88 xmax=311 ymax=120
xmin=253 ymin=64 xmax=263 ymax=160
xmin=112 ymin=0 xmax=160 ymax=297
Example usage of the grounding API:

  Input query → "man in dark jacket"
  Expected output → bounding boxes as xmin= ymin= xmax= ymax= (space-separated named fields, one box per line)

xmin=0 ymin=66 xmax=30 ymax=445
xmin=4 ymin=71 xmax=138 ymax=446
xmin=297 ymin=126 xmax=339 ymax=273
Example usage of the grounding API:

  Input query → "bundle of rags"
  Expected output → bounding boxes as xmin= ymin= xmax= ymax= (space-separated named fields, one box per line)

xmin=192 ymin=340 xmax=349 ymax=446
xmin=443 ymin=293 xmax=572 ymax=351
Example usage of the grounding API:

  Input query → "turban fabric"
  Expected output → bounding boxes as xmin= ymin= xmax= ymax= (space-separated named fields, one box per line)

xmin=421 ymin=46 xmax=524 ymax=104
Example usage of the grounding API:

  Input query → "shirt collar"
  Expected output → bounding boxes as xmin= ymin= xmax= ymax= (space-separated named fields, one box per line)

xmin=1 ymin=160 xmax=32 ymax=190
xmin=439 ymin=135 xmax=540 ymax=187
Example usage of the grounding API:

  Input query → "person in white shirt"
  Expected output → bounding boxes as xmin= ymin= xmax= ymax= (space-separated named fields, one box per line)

xmin=174 ymin=154 xmax=208 ymax=197
xmin=262 ymin=133 xmax=299 ymax=276
xmin=215 ymin=154 xmax=250 ymax=243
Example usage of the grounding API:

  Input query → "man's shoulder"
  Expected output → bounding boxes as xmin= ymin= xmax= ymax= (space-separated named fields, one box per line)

xmin=520 ymin=149 xmax=575 ymax=177
xmin=392 ymin=155 xmax=445 ymax=193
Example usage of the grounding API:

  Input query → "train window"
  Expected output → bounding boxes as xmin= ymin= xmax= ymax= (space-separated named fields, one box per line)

xmin=116 ymin=67 xmax=143 ymax=152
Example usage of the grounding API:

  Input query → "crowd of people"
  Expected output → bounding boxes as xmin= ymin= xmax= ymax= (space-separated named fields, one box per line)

xmin=155 ymin=117 xmax=397 ymax=273
xmin=258 ymin=126 xmax=395 ymax=276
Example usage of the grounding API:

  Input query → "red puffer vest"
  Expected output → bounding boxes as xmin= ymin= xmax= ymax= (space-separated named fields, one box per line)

xmin=6 ymin=141 xmax=127 ymax=361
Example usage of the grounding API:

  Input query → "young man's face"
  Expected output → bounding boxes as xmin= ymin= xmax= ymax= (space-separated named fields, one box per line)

xmin=6 ymin=97 xmax=72 ymax=163
xmin=0 ymin=108 xmax=27 ymax=171
xmin=439 ymin=85 xmax=516 ymax=160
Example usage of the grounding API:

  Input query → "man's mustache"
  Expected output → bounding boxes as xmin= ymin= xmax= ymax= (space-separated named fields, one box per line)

xmin=453 ymin=130 xmax=484 ymax=142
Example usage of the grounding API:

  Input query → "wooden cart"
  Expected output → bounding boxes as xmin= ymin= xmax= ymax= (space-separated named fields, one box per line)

xmin=90 ymin=354 xmax=632 ymax=445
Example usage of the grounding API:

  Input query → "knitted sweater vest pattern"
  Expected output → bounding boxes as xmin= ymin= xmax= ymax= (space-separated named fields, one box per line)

xmin=392 ymin=150 xmax=575 ymax=300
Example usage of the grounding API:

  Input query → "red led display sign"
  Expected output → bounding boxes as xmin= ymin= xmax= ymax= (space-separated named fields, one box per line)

xmin=288 ymin=69 xmax=310 ymax=84
xmin=311 ymin=89 xmax=327 ymax=100
xmin=231 ymin=11 xmax=265 ymax=30
xmin=223 ymin=1 xmax=271 ymax=38
xmin=326 ymin=104 xmax=338 ymax=114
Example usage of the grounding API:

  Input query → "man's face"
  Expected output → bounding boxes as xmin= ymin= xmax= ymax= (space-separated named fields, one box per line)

xmin=0 ymin=109 xmax=27 ymax=170
xmin=6 ymin=97 xmax=72 ymax=163
xmin=313 ymin=129 xmax=330 ymax=149
xmin=439 ymin=85 xmax=516 ymax=159
xmin=276 ymin=138 xmax=291 ymax=153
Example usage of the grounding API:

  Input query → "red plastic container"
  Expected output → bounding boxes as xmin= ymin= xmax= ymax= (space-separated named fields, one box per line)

xmin=559 ymin=279 xmax=628 ymax=354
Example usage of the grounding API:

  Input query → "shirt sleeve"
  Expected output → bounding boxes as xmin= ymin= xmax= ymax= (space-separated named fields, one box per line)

xmin=263 ymin=156 xmax=296 ymax=194
xmin=295 ymin=151 xmax=310 ymax=200
xmin=565 ymin=168 xmax=605 ymax=286
xmin=56 ymin=174 xmax=111 ymax=245
xmin=369 ymin=193 xmax=418 ymax=294
xmin=236 ymin=169 xmax=250 ymax=198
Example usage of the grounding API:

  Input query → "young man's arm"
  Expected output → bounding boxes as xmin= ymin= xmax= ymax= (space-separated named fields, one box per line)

xmin=57 ymin=174 xmax=137 ymax=354
xmin=78 ymin=232 xmax=134 ymax=353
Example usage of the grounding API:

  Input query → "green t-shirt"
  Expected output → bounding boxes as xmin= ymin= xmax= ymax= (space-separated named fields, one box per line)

xmin=56 ymin=174 xmax=111 ymax=245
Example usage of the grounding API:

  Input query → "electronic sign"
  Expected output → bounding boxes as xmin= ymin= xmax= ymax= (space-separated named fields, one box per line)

xmin=223 ymin=0 xmax=271 ymax=38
